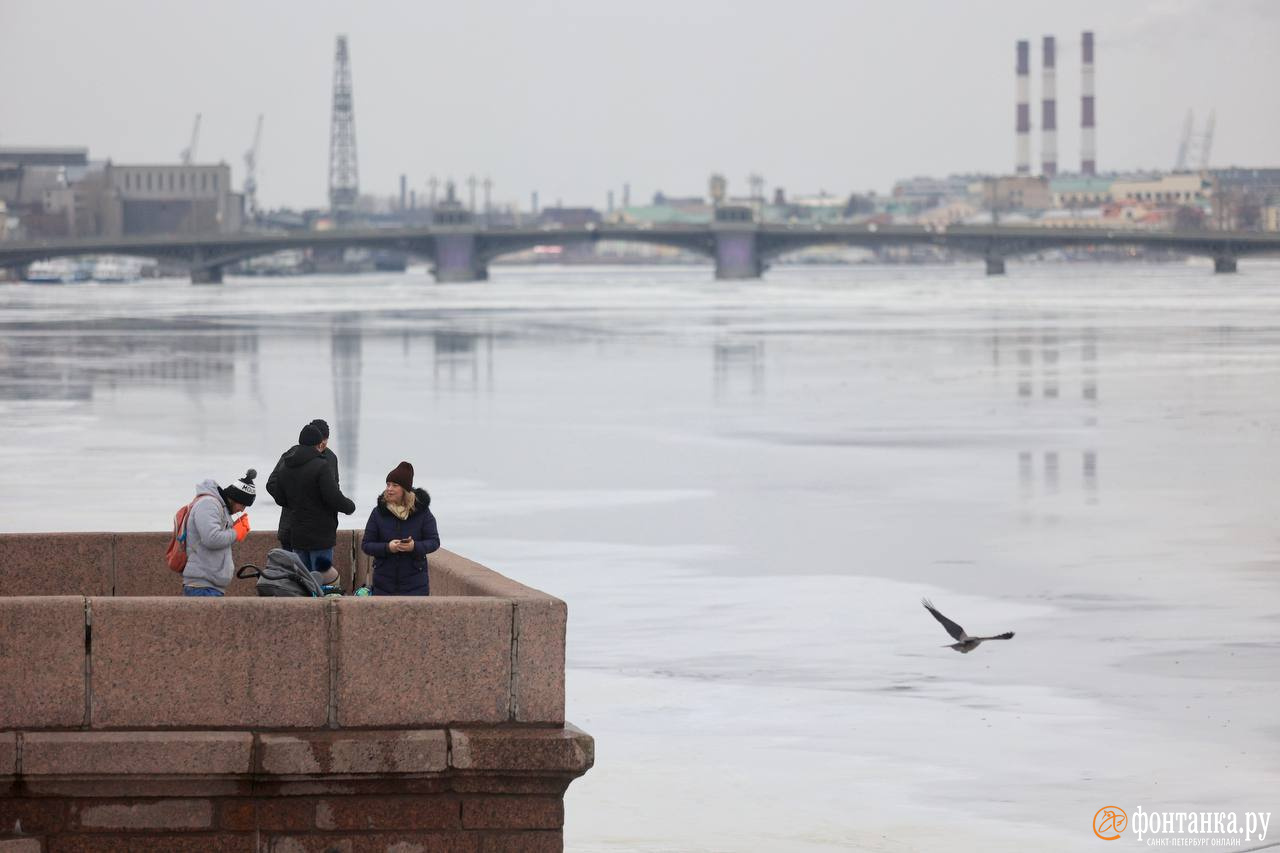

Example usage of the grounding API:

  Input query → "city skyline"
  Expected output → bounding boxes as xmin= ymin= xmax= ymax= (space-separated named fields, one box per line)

xmin=2 ymin=0 xmax=1278 ymax=210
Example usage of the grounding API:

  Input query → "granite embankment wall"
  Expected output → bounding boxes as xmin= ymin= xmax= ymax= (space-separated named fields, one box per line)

xmin=0 ymin=531 xmax=592 ymax=852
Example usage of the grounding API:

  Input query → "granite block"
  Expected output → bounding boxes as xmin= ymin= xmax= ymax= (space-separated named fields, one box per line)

xmin=109 ymin=532 xmax=185 ymax=597
xmin=0 ymin=596 xmax=87 ymax=728
xmin=450 ymin=725 xmax=593 ymax=775
xmin=257 ymin=731 xmax=447 ymax=776
xmin=90 ymin=598 xmax=328 ymax=728
xmin=23 ymin=731 xmax=253 ymax=776
xmin=334 ymin=598 xmax=512 ymax=726
xmin=0 ymin=532 xmax=111 ymax=596
xmin=513 ymin=598 xmax=566 ymax=724
xmin=111 ymin=532 xmax=259 ymax=597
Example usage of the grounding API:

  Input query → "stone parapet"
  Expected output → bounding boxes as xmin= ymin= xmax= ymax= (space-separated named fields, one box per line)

xmin=0 ymin=533 xmax=588 ymax=851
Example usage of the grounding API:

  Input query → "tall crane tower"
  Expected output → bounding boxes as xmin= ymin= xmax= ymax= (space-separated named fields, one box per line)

xmin=180 ymin=114 xmax=201 ymax=165
xmin=243 ymin=115 xmax=264 ymax=218
xmin=328 ymin=35 xmax=359 ymax=215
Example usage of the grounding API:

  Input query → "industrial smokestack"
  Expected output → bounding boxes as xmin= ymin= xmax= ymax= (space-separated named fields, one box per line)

xmin=1081 ymin=31 xmax=1096 ymax=175
xmin=1016 ymin=40 xmax=1031 ymax=175
xmin=1041 ymin=35 xmax=1057 ymax=176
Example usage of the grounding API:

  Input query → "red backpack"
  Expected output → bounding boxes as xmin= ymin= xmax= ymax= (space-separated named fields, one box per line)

xmin=165 ymin=494 xmax=216 ymax=573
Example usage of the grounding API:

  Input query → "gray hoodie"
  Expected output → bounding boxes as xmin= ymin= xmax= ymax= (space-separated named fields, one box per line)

xmin=181 ymin=479 xmax=239 ymax=591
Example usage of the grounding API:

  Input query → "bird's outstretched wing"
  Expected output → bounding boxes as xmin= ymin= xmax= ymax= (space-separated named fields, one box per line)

xmin=921 ymin=597 xmax=967 ymax=641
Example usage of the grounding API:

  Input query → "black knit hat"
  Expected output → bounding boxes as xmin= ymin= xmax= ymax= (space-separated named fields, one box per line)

xmin=386 ymin=461 xmax=414 ymax=491
xmin=298 ymin=423 xmax=324 ymax=447
xmin=222 ymin=468 xmax=257 ymax=506
xmin=310 ymin=419 xmax=330 ymax=439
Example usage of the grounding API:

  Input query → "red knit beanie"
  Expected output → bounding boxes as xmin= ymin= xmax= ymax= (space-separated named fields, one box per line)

xmin=386 ymin=461 xmax=414 ymax=491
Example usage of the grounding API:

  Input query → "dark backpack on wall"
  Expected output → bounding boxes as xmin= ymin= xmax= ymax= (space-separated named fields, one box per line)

xmin=236 ymin=549 xmax=325 ymax=597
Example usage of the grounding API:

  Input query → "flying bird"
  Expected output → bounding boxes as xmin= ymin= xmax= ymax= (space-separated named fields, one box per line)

xmin=921 ymin=598 xmax=1015 ymax=654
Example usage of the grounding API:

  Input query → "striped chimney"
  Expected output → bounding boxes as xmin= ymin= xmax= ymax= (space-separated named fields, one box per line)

xmin=1015 ymin=40 xmax=1031 ymax=175
xmin=1081 ymin=31 xmax=1096 ymax=175
xmin=1041 ymin=35 xmax=1057 ymax=176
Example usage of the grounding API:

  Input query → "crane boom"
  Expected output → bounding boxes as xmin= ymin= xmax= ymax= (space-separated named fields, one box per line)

xmin=180 ymin=113 xmax=201 ymax=165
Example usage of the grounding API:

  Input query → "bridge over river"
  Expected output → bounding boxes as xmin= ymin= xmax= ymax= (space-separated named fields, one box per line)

xmin=3 ymin=218 xmax=1278 ymax=282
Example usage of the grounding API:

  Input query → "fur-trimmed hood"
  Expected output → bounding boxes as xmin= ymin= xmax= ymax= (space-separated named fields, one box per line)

xmin=376 ymin=487 xmax=431 ymax=517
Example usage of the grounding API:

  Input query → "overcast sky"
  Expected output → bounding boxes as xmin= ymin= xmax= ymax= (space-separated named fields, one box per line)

xmin=2 ymin=0 xmax=1277 ymax=210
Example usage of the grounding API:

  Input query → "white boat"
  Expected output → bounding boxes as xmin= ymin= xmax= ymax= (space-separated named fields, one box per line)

xmin=91 ymin=256 xmax=143 ymax=283
xmin=25 ymin=259 xmax=89 ymax=283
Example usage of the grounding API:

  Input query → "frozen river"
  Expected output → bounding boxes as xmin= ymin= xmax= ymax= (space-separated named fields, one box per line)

xmin=1 ymin=262 xmax=1278 ymax=851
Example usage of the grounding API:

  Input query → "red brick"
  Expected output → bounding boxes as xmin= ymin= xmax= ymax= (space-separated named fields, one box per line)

xmin=0 ymin=797 xmax=70 ymax=834
xmin=0 ymin=596 xmax=87 ymax=729
xmin=260 ymin=837 xmax=352 ymax=853
xmin=353 ymin=834 xmax=479 ymax=853
xmin=461 ymin=797 xmax=562 ymax=830
xmin=46 ymin=835 xmax=254 ymax=853
xmin=476 ymin=831 xmax=562 ymax=853
xmin=74 ymin=799 xmax=213 ymax=830
xmin=313 ymin=796 xmax=460 ymax=831
xmin=216 ymin=799 xmax=255 ymax=831
xmin=256 ymin=799 xmax=314 ymax=831
xmin=0 ymin=733 xmax=15 ymax=777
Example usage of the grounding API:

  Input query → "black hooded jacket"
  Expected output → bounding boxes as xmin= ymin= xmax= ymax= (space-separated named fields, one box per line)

xmin=361 ymin=488 xmax=440 ymax=595
xmin=266 ymin=446 xmax=338 ymax=548
xmin=269 ymin=444 xmax=355 ymax=550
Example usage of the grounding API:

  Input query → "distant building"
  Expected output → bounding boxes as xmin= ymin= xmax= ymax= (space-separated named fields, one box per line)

xmin=1110 ymin=173 xmax=1210 ymax=205
xmin=891 ymin=175 xmax=975 ymax=212
xmin=1263 ymin=205 xmax=1280 ymax=232
xmin=538 ymin=207 xmax=601 ymax=227
xmin=1050 ymin=176 xmax=1114 ymax=207
xmin=988 ymin=176 xmax=1052 ymax=212
xmin=106 ymin=163 xmax=242 ymax=235
xmin=0 ymin=147 xmax=88 ymax=168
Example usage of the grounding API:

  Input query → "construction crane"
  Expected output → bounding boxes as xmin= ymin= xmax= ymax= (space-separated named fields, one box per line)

xmin=1174 ymin=110 xmax=1216 ymax=171
xmin=180 ymin=113 xmax=201 ymax=165
xmin=1175 ymin=111 xmax=1194 ymax=171
xmin=1198 ymin=111 xmax=1215 ymax=169
xmin=243 ymin=115 xmax=264 ymax=218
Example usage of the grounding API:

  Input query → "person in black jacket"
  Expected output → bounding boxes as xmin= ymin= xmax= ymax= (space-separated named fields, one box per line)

xmin=266 ymin=419 xmax=339 ymax=550
xmin=272 ymin=422 xmax=356 ymax=572
xmin=361 ymin=461 xmax=440 ymax=596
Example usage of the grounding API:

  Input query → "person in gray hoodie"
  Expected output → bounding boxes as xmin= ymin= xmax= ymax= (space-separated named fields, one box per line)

xmin=181 ymin=469 xmax=257 ymax=597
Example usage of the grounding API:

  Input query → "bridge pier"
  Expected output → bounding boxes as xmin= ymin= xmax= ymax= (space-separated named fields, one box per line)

xmin=714 ymin=231 xmax=762 ymax=279
xmin=985 ymin=255 xmax=1006 ymax=276
xmin=431 ymin=234 xmax=487 ymax=282
xmin=1213 ymin=254 xmax=1238 ymax=274
xmin=190 ymin=265 xmax=224 ymax=284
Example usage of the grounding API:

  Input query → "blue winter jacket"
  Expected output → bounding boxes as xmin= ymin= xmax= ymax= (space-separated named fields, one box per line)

xmin=361 ymin=488 xmax=440 ymax=595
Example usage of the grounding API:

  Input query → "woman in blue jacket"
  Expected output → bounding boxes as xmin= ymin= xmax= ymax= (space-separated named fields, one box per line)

xmin=361 ymin=461 xmax=440 ymax=595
